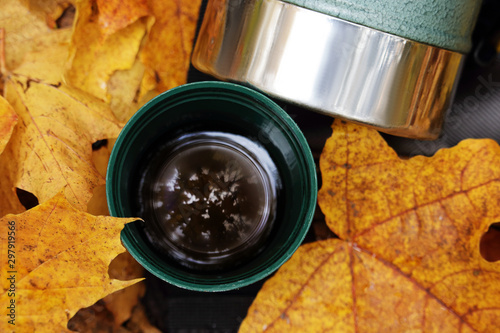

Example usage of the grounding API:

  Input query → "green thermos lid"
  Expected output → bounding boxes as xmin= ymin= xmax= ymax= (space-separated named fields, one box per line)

xmin=285 ymin=0 xmax=481 ymax=53
xmin=107 ymin=82 xmax=317 ymax=291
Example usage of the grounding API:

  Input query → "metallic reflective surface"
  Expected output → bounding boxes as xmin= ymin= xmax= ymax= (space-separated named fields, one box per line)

xmin=192 ymin=0 xmax=465 ymax=139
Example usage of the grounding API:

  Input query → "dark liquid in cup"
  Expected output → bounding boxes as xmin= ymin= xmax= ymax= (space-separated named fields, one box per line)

xmin=135 ymin=131 xmax=282 ymax=271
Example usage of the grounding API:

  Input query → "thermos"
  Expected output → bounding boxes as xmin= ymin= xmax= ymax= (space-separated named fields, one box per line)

xmin=192 ymin=0 xmax=482 ymax=139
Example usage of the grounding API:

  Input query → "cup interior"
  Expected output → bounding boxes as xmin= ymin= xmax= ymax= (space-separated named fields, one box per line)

xmin=107 ymin=82 xmax=317 ymax=291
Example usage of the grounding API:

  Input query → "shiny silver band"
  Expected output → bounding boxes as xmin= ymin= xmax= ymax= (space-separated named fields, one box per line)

xmin=192 ymin=0 xmax=464 ymax=139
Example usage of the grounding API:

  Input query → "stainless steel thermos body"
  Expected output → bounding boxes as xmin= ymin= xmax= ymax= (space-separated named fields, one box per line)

xmin=192 ymin=0 xmax=482 ymax=139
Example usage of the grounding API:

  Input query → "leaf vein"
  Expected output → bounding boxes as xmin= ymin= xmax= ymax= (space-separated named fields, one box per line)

xmin=263 ymin=246 xmax=344 ymax=331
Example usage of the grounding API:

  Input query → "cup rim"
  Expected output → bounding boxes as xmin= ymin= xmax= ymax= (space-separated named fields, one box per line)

xmin=106 ymin=81 xmax=317 ymax=291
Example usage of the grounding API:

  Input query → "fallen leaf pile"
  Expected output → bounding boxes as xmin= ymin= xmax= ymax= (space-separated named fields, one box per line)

xmin=1 ymin=0 xmax=499 ymax=332
xmin=0 ymin=0 xmax=201 ymax=331
xmin=240 ymin=120 xmax=500 ymax=332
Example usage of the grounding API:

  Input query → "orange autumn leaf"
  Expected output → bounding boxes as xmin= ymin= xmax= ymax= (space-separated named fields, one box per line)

xmin=0 ymin=96 xmax=17 ymax=155
xmin=65 ymin=0 xmax=148 ymax=101
xmin=96 ymin=0 xmax=150 ymax=36
xmin=0 ymin=191 xmax=141 ymax=332
xmin=140 ymin=0 xmax=201 ymax=93
xmin=0 ymin=97 xmax=22 ymax=217
xmin=0 ymin=96 xmax=19 ymax=215
xmin=240 ymin=119 xmax=500 ymax=332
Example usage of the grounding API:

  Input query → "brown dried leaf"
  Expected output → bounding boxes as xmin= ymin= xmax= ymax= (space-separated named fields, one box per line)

xmin=125 ymin=303 xmax=162 ymax=333
xmin=68 ymin=299 xmax=133 ymax=333
xmin=104 ymin=251 xmax=145 ymax=326
xmin=103 ymin=282 xmax=146 ymax=326
xmin=69 ymin=287 xmax=158 ymax=333
xmin=480 ymin=224 xmax=500 ymax=262
xmin=87 ymin=141 xmax=114 ymax=215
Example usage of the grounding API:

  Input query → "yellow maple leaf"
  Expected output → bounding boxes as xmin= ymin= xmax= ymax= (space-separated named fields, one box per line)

xmin=0 ymin=0 xmax=53 ymax=71
xmin=20 ymin=0 xmax=73 ymax=28
xmin=240 ymin=119 xmax=500 ymax=332
xmin=2 ymin=40 xmax=122 ymax=210
xmin=0 ymin=191 xmax=141 ymax=332
xmin=0 ymin=28 xmax=73 ymax=217
xmin=70 ymin=143 xmax=148 ymax=331
xmin=140 ymin=0 xmax=202 ymax=93
xmin=0 ymin=0 xmax=203 ymax=330
xmin=65 ymin=0 xmax=149 ymax=102
xmin=107 ymin=58 xmax=147 ymax=123
xmin=11 ymin=28 xmax=73 ymax=85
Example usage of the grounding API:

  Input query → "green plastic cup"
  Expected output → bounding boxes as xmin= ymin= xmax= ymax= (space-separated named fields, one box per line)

xmin=106 ymin=81 xmax=317 ymax=291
